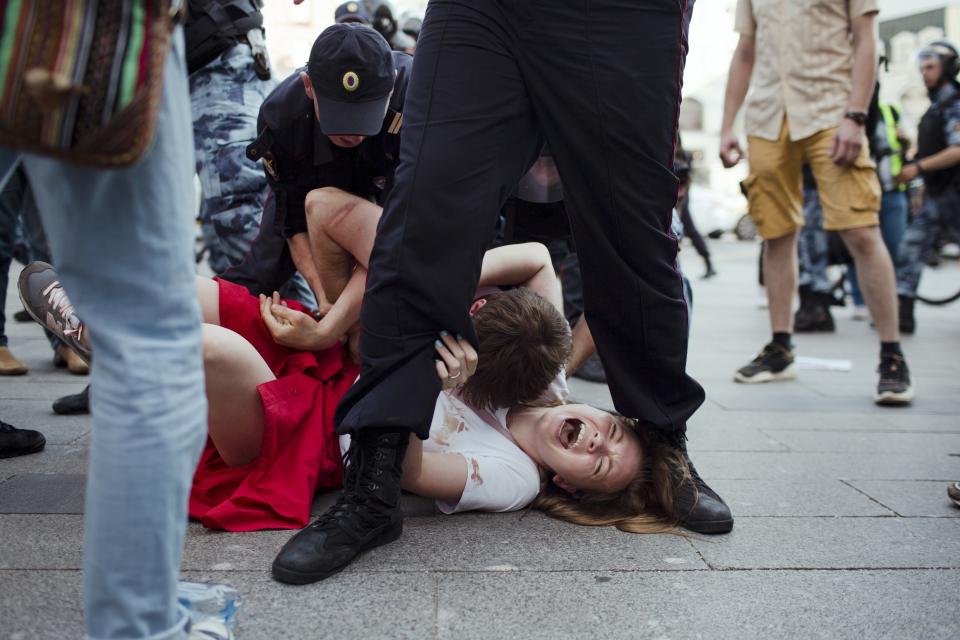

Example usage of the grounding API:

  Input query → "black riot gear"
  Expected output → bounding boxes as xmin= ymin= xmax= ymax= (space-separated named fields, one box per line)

xmin=917 ymin=91 xmax=960 ymax=197
xmin=185 ymin=0 xmax=271 ymax=78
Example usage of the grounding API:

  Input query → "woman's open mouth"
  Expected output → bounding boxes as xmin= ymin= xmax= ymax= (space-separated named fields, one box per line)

xmin=558 ymin=419 xmax=585 ymax=449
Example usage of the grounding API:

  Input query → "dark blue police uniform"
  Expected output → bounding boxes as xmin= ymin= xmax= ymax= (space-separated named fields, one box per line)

xmin=220 ymin=51 xmax=412 ymax=296
xmin=336 ymin=0 xmax=705 ymax=438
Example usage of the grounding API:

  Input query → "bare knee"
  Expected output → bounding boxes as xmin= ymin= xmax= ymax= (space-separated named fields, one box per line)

xmin=201 ymin=324 xmax=233 ymax=370
xmin=305 ymin=186 xmax=357 ymax=232
xmin=840 ymin=226 xmax=880 ymax=258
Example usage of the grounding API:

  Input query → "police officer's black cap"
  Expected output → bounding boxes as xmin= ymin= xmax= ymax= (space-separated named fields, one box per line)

xmin=335 ymin=1 xmax=372 ymax=25
xmin=307 ymin=24 xmax=394 ymax=136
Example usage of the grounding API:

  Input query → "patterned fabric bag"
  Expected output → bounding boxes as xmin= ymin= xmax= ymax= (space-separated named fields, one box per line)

xmin=0 ymin=0 xmax=180 ymax=167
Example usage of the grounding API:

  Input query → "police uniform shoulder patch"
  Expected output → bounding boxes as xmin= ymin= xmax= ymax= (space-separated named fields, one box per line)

xmin=387 ymin=110 xmax=403 ymax=135
xmin=263 ymin=151 xmax=279 ymax=179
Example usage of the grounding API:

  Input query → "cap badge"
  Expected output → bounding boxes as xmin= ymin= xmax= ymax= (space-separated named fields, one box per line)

xmin=342 ymin=71 xmax=360 ymax=92
xmin=346 ymin=2 xmax=358 ymax=12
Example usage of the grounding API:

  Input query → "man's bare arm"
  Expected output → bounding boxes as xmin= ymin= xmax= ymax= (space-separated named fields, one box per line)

xmin=719 ymin=34 xmax=755 ymax=167
xmin=830 ymin=12 xmax=877 ymax=165
xmin=847 ymin=13 xmax=878 ymax=114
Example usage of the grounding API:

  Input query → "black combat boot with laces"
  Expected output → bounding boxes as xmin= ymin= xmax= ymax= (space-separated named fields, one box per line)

xmin=272 ymin=430 xmax=409 ymax=584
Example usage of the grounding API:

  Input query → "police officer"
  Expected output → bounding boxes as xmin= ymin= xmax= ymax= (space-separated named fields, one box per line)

xmin=226 ymin=25 xmax=411 ymax=316
xmin=186 ymin=0 xmax=276 ymax=276
xmin=894 ymin=41 xmax=960 ymax=332
xmin=335 ymin=1 xmax=373 ymax=25
xmin=273 ymin=0 xmax=732 ymax=586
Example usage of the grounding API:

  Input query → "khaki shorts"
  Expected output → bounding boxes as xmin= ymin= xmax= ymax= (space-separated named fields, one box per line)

xmin=744 ymin=117 xmax=881 ymax=240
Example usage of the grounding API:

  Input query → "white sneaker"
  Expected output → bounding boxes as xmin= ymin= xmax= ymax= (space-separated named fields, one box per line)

xmin=851 ymin=305 xmax=870 ymax=321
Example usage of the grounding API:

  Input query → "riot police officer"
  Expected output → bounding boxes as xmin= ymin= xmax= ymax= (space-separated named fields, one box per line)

xmin=186 ymin=0 xmax=281 ymax=278
xmin=895 ymin=40 xmax=960 ymax=331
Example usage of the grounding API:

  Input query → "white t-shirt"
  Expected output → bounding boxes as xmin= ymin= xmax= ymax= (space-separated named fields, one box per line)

xmin=340 ymin=373 xmax=569 ymax=514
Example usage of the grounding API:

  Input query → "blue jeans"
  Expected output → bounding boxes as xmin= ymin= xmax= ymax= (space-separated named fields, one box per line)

xmin=849 ymin=189 xmax=908 ymax=305
xmin=0 ymin=30 xmax=206 ymax=640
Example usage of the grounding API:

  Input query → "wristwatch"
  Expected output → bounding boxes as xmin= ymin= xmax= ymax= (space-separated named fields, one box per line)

xmin=843 ymin=110 xmax=868 ymax=126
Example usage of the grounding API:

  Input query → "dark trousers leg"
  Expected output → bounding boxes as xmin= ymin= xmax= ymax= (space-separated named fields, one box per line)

xmin=679 ymin=203 xmax=710 ymax=260
xmin=519 ymin=0 xmax=704 ymax=430
xmin=336 ymin=0 xmax=543 ymax=437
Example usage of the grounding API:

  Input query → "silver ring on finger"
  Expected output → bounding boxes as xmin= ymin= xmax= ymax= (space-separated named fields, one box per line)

xmin=448 ymin=370 xmax=462 ymax=380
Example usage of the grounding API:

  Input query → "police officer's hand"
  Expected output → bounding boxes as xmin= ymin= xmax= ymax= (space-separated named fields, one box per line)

xmin=829 ymin=118 xmax=863 ymax=166
xmin=259 ymin=292 xmax=339 ymax=351
xmin=719 ymin=130 xmax=744 ymax=168
xmin=434 ymin=332 xmax=478 ymax=392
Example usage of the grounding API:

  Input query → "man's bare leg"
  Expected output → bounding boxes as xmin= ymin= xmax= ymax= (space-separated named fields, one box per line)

xmin=305 ymin=187 xmax=382 ymax=303
xmin=840 ymin=226 xmax=899 ymax=342
xmin=764 ymin=231 xmax=800 ymax=333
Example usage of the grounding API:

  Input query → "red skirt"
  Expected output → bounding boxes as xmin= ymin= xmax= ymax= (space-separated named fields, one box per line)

xmin=188 ymin=278 xmax=359 ymax=532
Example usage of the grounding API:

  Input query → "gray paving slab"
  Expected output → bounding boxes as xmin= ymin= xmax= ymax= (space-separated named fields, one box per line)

xmin=764 ymin=429 xmax=960 ymax=454
xmin=708 ymin=479 xmax=893 ymax=517
xmin=0 ymin=443 xmax=89 ymax=481
xmin=435 ymin=569 xmax=960 ymax=640
xmin=0 ymin=514 xmax=85 ymax=569
xmin=0 ymin=474 xmax=85 ymax=514
xmin=0 ymin=569 xmax=437 ymax=640
xmin=0 ymin=399 xmax=89 ymax=444
xmin=345 ymin=512 xmax=706 ymax=573
xmin=692 ymin=409 xmax=960 ymax=433
xmin=848 ymin=480 xmax=960 ymax=518
xmin=182 ymin=513 xmax=705 ymax=573
xmin=685 ymin=425 xmax=789 ymax=452
xmin=690 ymin=450 xmax=960 ymax=480
xmin=0 ymin=379 xmax=89 ymax=401
xmin=689 ymin=517 xmax=960 ymax=569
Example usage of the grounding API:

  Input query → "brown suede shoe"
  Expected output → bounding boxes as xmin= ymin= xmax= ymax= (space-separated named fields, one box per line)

xmin=0 ymin=346 xmax=28 ymax=375
xmin=53 ymin=344 xmax=89 ymax=375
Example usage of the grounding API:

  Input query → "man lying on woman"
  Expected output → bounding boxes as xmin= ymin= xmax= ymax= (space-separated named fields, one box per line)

xmin=18 ymin=191 xmax=692 ymax=578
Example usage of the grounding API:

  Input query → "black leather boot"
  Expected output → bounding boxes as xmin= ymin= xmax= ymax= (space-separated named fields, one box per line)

xmin=794 ymin=285 xmax=835 ymax=333
xmin=667 ymin=432 xmax=734 ymax=534
xmin=678 ymin=455 xmax=734 ymax=534
xmin=898 ymin=295 xmax=916 ymax=335
xmin=272 ymin=430 xmax=409 ymax=584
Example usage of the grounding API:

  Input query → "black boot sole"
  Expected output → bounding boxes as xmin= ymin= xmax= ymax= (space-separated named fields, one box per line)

xmin=0 ymin=439 xmax=46 ymax=459
xmin=682 ymin=517 xmax=734 ymax=535
xmin=271 ymin=521 xmax=403 ymax=585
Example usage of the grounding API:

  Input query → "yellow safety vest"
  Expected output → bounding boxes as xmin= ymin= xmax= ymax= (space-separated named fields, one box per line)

xmin=879 ymin=103 xmax=905 ymax=192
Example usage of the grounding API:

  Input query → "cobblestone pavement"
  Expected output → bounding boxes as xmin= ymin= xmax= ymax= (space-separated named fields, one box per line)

xmin=2 ymin=240 xmax=958 ymax=639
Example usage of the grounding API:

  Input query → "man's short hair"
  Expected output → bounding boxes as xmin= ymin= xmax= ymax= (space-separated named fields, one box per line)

xmin=462 ymin=288 xmax=572 ymax=410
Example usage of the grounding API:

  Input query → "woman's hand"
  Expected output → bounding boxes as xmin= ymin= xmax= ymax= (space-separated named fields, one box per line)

xmin=434 ymin=332 xmax=478 ymax=392
xmin=259 ymin=292 xmax=335 ymax=351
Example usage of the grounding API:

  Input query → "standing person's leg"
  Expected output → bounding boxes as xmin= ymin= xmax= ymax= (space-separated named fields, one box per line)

xmin=796 ymin=183 xmax=835 ymax=332
xmin=19 ymin=30 xmax=207 ymax=639
xmin=733 ymin=118 xmax=804 ymax=382
xmin=274 ymin=0 xmax=543 ymax=585
xmin=517 ymin=0 xmax=728 ymax=532
xmin=191 ymin=44 xmax=275 ymax=276
xmin=850 ymin=189 xmax=909 ymax=310
xmin=804 ymin=128 xmax=912 ymax=404
xmin=517 ymin=0 xmax=701 ymax=428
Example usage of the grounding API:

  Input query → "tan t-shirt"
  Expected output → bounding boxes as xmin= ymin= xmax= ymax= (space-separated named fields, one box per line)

xmin=735 ymin=0 xmax=879 ymax=141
